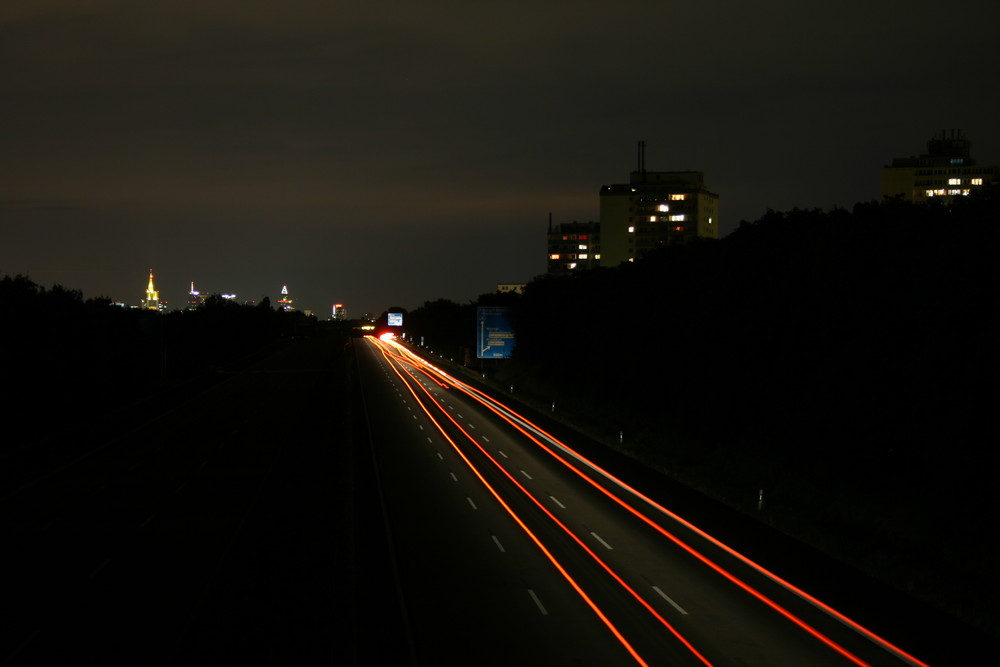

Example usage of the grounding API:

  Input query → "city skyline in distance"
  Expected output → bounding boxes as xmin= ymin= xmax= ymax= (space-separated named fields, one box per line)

xmin=2 ymin=2 xmax=998 ymax=315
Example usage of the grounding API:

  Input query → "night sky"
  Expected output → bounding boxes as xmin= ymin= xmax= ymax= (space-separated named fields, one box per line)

xmin=3 ymin=1 xmax=998 ymax=316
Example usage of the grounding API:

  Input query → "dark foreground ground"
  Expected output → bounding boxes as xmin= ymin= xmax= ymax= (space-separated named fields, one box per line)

xmin=2 ymin=329 xmax=402 ymax=665
xmin=1 ymin=329 xmax=992 ymax=665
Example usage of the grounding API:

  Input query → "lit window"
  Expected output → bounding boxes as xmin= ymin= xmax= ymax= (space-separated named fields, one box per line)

xmin=579 ymin=235 xmax=588 ymax=240
xmin=708 ymin=218 xmax=713 ymax=224
xmin=568 ymin=262 xmax=577 ymax=269
xmin=670 ymin=194 xmax=686 ymax=201
xmin=578 ymin=244 xmax=587 ymax=250
xmin=658 ymin=204 xmax=669 ymax=212
xmin=948 ymin=178 xmax=961 ymax=185
xmin=948 ymin=189 xmax=961 ymax=195
xmin=669 ymin=214 xmax=686 ymax=221
xmin=628 ymin=226 xmax=635 ymax=233
xmin=594 ymin=254 xmax=601 ymax=259
xmin=579 ymin=253 xmax=588 ymax=259
xmin=934 ymin=189 xmax=946 ymax=195
xmin=649 ymin=215 xmax=657 ymax=222
xmin=549 ymin=254 xmax=560 ymax=260
xmin=925 ymin=190 xmax=935 ymax=197
xmin=972 ymin=178 xmax=983 ymax=185
xmin=962 ymin=189 xmax=970 ymax=196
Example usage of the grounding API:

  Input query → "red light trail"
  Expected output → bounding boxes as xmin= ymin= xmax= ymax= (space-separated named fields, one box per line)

xmin=368 ymin=336 xmax=932 ymax=667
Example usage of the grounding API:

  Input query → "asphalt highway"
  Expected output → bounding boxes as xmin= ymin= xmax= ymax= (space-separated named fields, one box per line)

xmin=358 ymin=334 xmax=936 ymax=667
xmin=2 ymin=330 xmax=982 ymax=665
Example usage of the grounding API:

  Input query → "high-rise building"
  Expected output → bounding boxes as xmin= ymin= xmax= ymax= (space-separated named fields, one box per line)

xmin=332 ymin=303 xmax=347 ymax=320
xmin=599 ymin=142 xmax=719 ymax=267
xmin=547 ymin=217 xmax=601 ymax=274
xmin=142 ymin=269 xmax=160 ymax=311
xmin=277 ymin=285 xmax=294 ymax=311
xmin=881 ymin=129 xmax=998 ymax=203
xmin=187 ymin=282 xmax=206 ymax=309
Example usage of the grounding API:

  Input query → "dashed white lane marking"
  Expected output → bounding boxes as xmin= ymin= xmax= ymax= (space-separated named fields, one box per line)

xmin=436 ymin=452 xmax=443 ymax=460
xmin=498 ymin=450 xmax=508 ymax=458
xmin=527 ymin=589 xmax=549 ymax=616
xmin=449 ymin=472 xmax=458 ymax=482
xmin=520 ymin=470 xmax=533 ymax=480
xmin=481 ymin=436 xmax=490 ymax=443
xmin=456 ymin=413 xmax=463 ymax=419
xmin=427 ymin=437 xmax=433 ymax=444
xmin=418 ymin=424 xmax=423 ymax=430
xmin=549 ymin=495 xmax=566 ymax=509
xmin=491 ymin=535 xmax=506 ymax=553
xmin=90 ymin=558 xmax=111 ymax=579
xmin=466 ymin=497 xmax=478 ymax=510
xmin=6 ymin=628 xmax=41 ymax=663
xmin=591 ymin=532 xmax=613 ymax=550
xmin=652 ymin=586 xmax=689 ymax=615
xmin=467 ymin=423 xmax=476 ymax=429
xmin=140 ymin=514 xmax=155 ymax=529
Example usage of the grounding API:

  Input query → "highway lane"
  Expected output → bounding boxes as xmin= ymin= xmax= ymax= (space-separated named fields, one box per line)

xmin=359 ymin=337 xmax=666 ymax=665
xmin=359 ymin=334 xmax=933 ymax=667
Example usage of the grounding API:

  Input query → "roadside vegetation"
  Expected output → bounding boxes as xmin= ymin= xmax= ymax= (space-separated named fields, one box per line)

xmin=402 ymin=187 xmax=1000 ymax=637
xmin=0 ymin=279 xmax=314 ymax=441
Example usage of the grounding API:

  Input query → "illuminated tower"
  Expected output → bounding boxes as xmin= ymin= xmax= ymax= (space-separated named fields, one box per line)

xmin=142 ymin=269 xmax=160 ymax=311
xmin=277 ymin=285 xmax=294 ymax=311
xmin=187 ymin=281 xmax=204 ymax=309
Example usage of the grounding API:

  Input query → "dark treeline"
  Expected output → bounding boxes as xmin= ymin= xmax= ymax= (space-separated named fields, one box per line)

xmin=404 ymin=189 xmax=1000 ymax=630
xmin=409 ymin=191 xmax=999 ymax=479
xmin=1 ymin=277 xmax=312 ymax=435
xmin=517 ymin=194 xmax=1000 ymax=484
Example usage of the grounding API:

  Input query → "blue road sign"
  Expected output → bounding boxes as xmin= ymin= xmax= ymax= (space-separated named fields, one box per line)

xmin=477 ymin=306 xmax=515 ymax=359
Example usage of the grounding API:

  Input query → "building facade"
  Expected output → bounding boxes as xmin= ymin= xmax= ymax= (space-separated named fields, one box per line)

xmin=599 ymin=148 xmax=719 ymax=267
xmin=547 ymin=220 xmax=601 ymax=274
xmin=881 ymin=129 xmax=998 ymax=203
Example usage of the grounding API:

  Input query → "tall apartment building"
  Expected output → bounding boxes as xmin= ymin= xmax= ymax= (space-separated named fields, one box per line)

xmin=600 ymin=143 xmax=719 ymax=267
xmin=881 ymin=129 xmax=998 ymax=203
xmin=547 ymin=218 xmax=601 ymax=274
